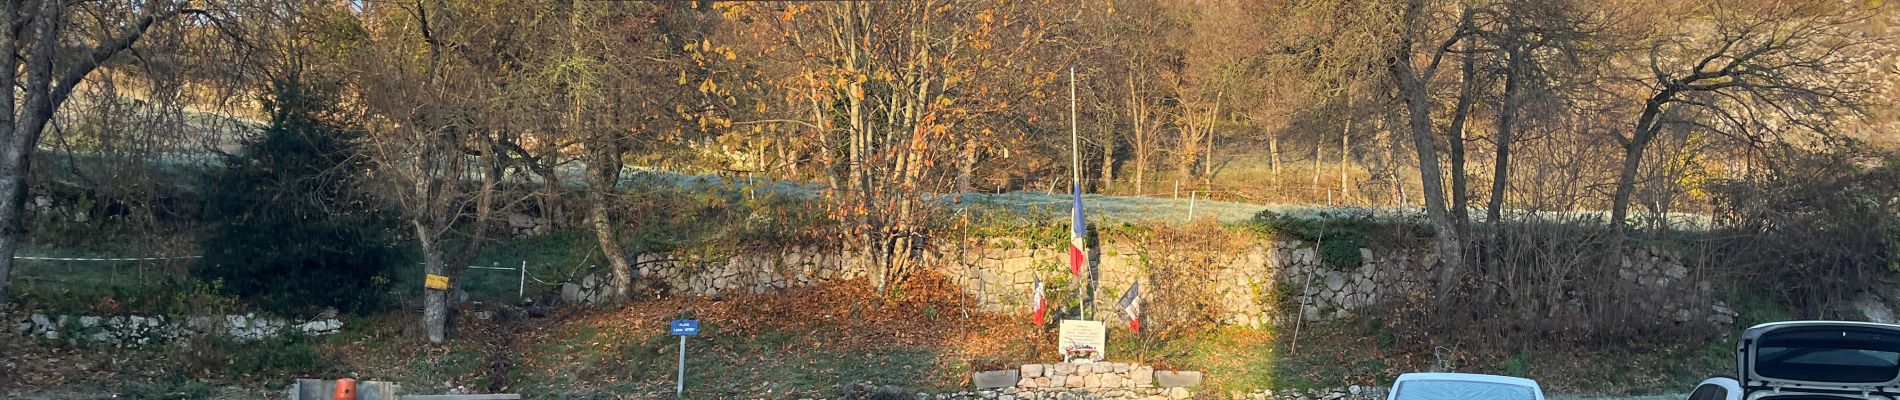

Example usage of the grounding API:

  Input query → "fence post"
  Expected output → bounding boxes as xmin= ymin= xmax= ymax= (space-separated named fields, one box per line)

xmin=1187 ymin=191 xmax=1197 ymax=221
xmin=518 ymin=260 xmax=527 ymax=300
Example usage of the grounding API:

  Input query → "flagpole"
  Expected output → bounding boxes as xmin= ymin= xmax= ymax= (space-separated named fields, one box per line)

xmin=1069 ymin=67 xmax=1086 ymax=320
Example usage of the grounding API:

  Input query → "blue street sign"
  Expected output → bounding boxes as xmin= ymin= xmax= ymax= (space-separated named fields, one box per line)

xmin=670 ymin=319 xmax=700 ymax=336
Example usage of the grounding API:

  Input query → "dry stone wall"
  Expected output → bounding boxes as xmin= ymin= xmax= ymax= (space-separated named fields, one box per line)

xmin=613 ymin=236 xmax=1726 ymax=328
xmin=13 ymin=312 xmax=343 ymax=346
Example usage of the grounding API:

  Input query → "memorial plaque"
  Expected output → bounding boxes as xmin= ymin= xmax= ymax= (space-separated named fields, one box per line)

xmin=1057 ymin=319 xmax=1106 ymax=361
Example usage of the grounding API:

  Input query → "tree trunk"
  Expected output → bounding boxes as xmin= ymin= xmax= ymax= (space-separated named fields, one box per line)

xmin=1611 ymin=142 xmax=1646 ymax=237
xmin=1203 ymin=113 xmax=1215 ymax=179
xmin=1128 ymin=74 xmax=1147 ymax=196
xmin=0 ymin=132 xmax=28 ymax=305
xmin=1270 ymin=135 xmax=1280 ymax=176
xmin=1176 ymin=127 xmax=1196 ymax=185
xmin=1340 ymin=118 xmax=1351 ymax=203
xmin=956 ymin=137 xmax=976 ymax=194
xmin=0 ymin=0 xmax=61 ymax=305
xmin=1485 ymin=48 xmax=1525 ymax=226
xmin=1380 ymin=110 xmax=1407 ymax=207
xmin=587 ymin=157 xmax=632 ymax=301
xmin=1390 ymin=42 xmax=1467 ymax=302
xmin=1614 ymin=93 xmax=1672 ymax=237
xmin=1446 ymin=49 xmax=1478 ymax=237
xmin=1101 ymin=122 xmax=1115 ymax=193
xmin=1313 ymin=138 xmax=1323 ymax=200
xmin=416 ymin=226 xmax=447 ymax=344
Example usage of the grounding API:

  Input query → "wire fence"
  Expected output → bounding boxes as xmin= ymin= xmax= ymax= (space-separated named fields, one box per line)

xmin=10 ymin=253 xmax=199 ymax=292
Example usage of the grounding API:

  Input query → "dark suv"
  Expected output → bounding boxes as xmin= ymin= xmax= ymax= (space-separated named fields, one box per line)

xmin=1691 ymin=321 xmax=1900 ymax=400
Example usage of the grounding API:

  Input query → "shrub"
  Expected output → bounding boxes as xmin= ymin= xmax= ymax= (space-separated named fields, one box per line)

xmin=1708 ymin=143 xmax=1900 ymax=316
xmin=193 ymin=77 xmax=405 ymax=316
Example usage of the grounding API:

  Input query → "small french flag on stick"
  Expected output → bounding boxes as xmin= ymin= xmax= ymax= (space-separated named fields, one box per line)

xmin=1031 ymin=275 xmax=1048 ymax=325
xmin=1118 ymin=282 xmax=1142 ymax=332
xmin=1069 ymin=186 xmax=1087 ymax=277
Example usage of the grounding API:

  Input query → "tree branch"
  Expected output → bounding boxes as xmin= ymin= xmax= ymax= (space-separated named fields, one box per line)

xmin=49 ymin=3 xmax=183 ymax=113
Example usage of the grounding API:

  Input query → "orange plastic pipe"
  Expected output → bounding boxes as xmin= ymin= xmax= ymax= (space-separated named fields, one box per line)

xmin=332 ymin=378 xmax=357 ymax=400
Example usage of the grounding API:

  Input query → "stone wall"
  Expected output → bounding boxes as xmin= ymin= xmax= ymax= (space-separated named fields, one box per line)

xmin=613 ymin=238 xmax=1430 ymax=327
xmin=609 ymin=235 xmax=1728 ymax=329
xmin=13 ymin=312 xmax=342 ymax=346
xmin=959 ymin=362 xmax=1196 ymax=400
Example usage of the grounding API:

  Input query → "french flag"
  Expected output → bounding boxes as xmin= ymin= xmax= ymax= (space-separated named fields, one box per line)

xmin=1069 ymin=186 xmax=1086 ymax=277
xmin=1118 ymin=282 xmax=1142 ymax=332
xmin=1032 ymin=275 xmax=1048 ymax=325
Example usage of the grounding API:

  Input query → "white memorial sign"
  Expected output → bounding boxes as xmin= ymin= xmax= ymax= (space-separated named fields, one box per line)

xmin=1058 ymin=319 xmax=1106 ymax=362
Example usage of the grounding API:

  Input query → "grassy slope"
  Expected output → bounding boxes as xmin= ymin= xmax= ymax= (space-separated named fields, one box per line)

xmin=313 ymin=273 xmax=1743 ymax=398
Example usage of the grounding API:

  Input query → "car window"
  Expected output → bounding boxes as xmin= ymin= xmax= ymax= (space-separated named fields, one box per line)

xmin=1758 ymin=347 xmax=1900 ymax=383
xmin=1394 ymin=380 xmax=1538 ymax=400
xmin=1755 ymin=326 xmax=1900 ymax=383
xmin=1688 ymin=384 xmax=1730 ymax=400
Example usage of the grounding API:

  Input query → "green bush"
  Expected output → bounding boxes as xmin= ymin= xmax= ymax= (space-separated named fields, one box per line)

xmin=193 ymin=77 xmax=405 ymax=316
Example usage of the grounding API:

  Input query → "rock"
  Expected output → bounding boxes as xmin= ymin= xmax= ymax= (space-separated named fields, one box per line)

xmin=1018 ymin=378 xmax=1037 ymax=389
xmin=506 ymin=213 xmax=537 ymax=229
xmin=1664 ymin=264 xmax=1689 ymax=280
xmin=42 ymin=330 xmax=57 ymax=340
xmin=1711 ymin=301 xmax=1738 ymax=326
xmin=1085 ymin=373 xmax=1102 ymax=388
xmin=1348 ymin=385 xmax=1361 ymax=395
xmin=1065 ymin=375 xmax=1085 ymax=388
xmin=974 ymin=370 xmax=1021 ymax=389
xmin=1101 ymin=373 xmax=1122 ymax=388
xmin=560 ymin=283 xmax=582 ymax=304
xmin=1113 ymin=363 xmax=1130 ymax=373
xmin=1323 ymin=272 xmax=1345 ymax=291
xmin=1131 ymin=366 xmax=1155 ymax=387
xmin=1054 ymin=363 xmax=1078 ymax=375
xmin=1154 ymin=371 xmax=1203 ymax=388
xmin=1035 ymin=377 xmax=1052 ymax=387
xmin=1021 ymin=364 xmax=1045 ymax=378
xmin=1858 ymin=294 xmax=1897 ymax=324
xmin=1167 ymin=387 xmax=1191 ymax=399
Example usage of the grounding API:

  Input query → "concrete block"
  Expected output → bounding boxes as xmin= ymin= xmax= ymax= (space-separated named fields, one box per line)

xmin=973 ymin=370 xmax=1021 ymax=389
xmin=1155 ymin=371 xmax=1204 ymax=388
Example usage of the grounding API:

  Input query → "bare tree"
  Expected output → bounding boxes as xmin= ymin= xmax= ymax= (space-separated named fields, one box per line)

xmin=349 ymin=0 xmax=522 ymax=343
xmin=1385 ymin=0 xmax=1472 ymax=300
xmin=0 ymin=0 xmax=212 ymax=303
xmin=1608 ymin=1 xmax=1882 ymax=237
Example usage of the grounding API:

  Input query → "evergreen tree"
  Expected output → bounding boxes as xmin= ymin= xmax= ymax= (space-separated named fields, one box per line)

xmin=194 ymin=78 xmax=404 ymax=316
